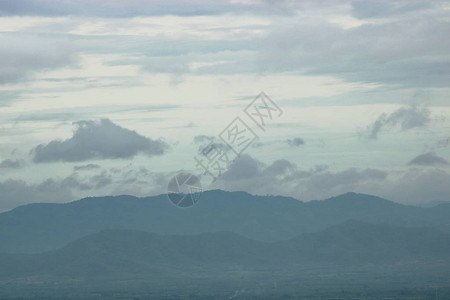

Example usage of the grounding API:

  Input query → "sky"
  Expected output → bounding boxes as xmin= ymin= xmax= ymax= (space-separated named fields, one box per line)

xmin=0 ymin=0 xmax=449 ymax=211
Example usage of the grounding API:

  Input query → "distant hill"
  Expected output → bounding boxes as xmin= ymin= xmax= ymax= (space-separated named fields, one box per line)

xmin=1 ymin=221 xmax=450 ymax=280
xmin=1 ymin=190 xmax=450 ymax=253
xmin=419 ymin=199 xmax=450 ymax=208
xmin=282 ymin=220 xmax=450 ymax=263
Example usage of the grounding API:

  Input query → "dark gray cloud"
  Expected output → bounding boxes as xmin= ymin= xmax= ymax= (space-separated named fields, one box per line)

xmin=0 ymin=0 xmax=298 ymax=17
xmin=105 ymin=166 xmax=169 ymax=196
xmin=408 ymin=152 xmax=449 ymax=166
xmin=0 ymin=169 xmax=119 ymax=211
xmin=0 ymin=35 xmax=78 ymax=85
xmin=193 ymin=135 xmax=215 ymax=144
xmin=0 ymin=179 xmax=73 ymax=212
xmin=263 ymin=159 xmax=297 ymax=176
xmin=0 ymin=163 xmax=171 ymax=210
xmin=214 ymin=154 xmax=388 ymax=200
xmin=361 ymin=105 xmax=431 ymax=139
xmin=21 ymin=1 xmax=441 ymax=89
xmin=62 ymin=172 xmax=112 ymax=190
xmin=259 ymin=4 xmax=450 ymax=87
xmin=436 ymin=137 xmax=450 ymax=148
xmin=221 ymin=154 xmax=264 ymax=181
xmin=286 ymin=138 xmax=305 ymax=147
xmin=33 ymin=119 xmax=169 ymax=163
xmin=212 ymin=153 xmax=450 ymax=205
xmin=0 ymin=1 xmax=447 ymax=89
xmin=351 ymin=1 xmax=432 ymax=19
xmin=0 ymin=158 xmax=25 ymax=169
xmin=105 ymin=2 xmax=449 ymax=88
xmin=193 ymin=135 xmax=230 ymax=156
xmin=73 ymin=164 xmax=101 ymax=171
xmin=0 ymin=163 xmax=168 ymax=210
xmin=0 ymin=0 xmax=222 ymax=16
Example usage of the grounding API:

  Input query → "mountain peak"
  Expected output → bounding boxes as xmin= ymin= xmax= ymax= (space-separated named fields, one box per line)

xmin=319 ymin=192 xmax=398 ymax=206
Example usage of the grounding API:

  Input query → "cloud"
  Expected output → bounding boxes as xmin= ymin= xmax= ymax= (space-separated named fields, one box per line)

xmin=221 ymin=154 xmax=265 ymax=181
xmin=1 ymin=1 xmax=448 ymax=89
xmin=106 ymin=2 xmax=449 ymax=89
xmin=0 ymin=0 xmax=296 ymax=17
xmin=193 ymin=135 xmax=215 ymax=144
xmin=73 ymin=164 xmax=101 ymax=171
xmin=436 ymin=137 xmax=450 ymax=148
xmin=361 ymin=105 xmax=431 ymax=139
xmin=0 ymin=164 xmax=171 ymax=211
xmin=212 ymin=155 xmax=450 ymax=204
xmin=263 ymin=159 xmax=297 ymax=176
xmin=251 ymin=141 xmax=265 ymax=148
xmin=5 ymin=1 xmax=442 ymax=89
xmin=408 ymin=152 xmax=449 ymax=166
xmin=0 ymin=35 xmax=78 ymax=85
xmin=124 ymin=1 xmax=448 ymax=89
xmin=386 ymin=168 xmax=450 ymax=205
xmin=213 ymin=154 xmax=388 ymax=200
xmin=303 ymin=168 xmax=388 ymax=196
xmin=259 ymin=3 xmax=450 ymax=87
xmin=297 ymin=166 xmax=450 ymax=205
xmin=33 ymin=119 xmax=169 ymax=163
xmin=0 ymin=158 xmax=25 ymax=169
xmin=0 ymin=90 xmax=23 ymax=106
xmin=286 ymin=138 xmax=305 ymax=147
xmin=62 ymin=172 xmax=112 ymax=190
xmin=193 ymin=135 xmax=230 ymax=156
xmin=351 ymin=1 xmax=433 ymax=19
xmin=0 ymin=179 xmax=73 ymax=212
xmin=211 ymin=153 xmax=450 ymax=205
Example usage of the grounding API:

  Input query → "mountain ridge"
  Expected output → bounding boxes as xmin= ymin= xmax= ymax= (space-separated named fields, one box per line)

xmin=1 ymin=190 xmax=449 ymax=254
xmin=1 ymin=220 xmax=450 ymax=280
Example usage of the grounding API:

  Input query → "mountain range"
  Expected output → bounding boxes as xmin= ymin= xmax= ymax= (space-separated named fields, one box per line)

xmin=1 ymin=190 xmax=450 ymax=299
xmin=1 ymin=220 xmax=450 ymax=280
xmin=1 ymin=190 xmax=450 ymax=254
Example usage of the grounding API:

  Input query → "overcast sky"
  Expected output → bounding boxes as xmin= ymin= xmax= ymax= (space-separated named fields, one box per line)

xmin=0 ymin=0 xmax=449 ymax=211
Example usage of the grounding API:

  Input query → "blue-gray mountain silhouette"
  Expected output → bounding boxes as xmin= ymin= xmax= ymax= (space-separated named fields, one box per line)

xmin=1 ymin=220 xmax=450 ymax=279
xmin=1 ymin=190 xmax=449 ymax=253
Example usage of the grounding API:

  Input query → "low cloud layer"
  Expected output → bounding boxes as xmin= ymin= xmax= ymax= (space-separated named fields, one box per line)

xmin=62 ymin=171 xmax=112 ymax=190
xmin=33 ymin=119 xmax=169 ymax=163
xmin=0 ymin=179 xmax=73 ymax=212
xmin=0 ymin=165 xmax=170 ymax=211
xmin=212 ymin=154 xmax=450 ymax=205
xmin=2 ymin=152 xmax=450 ymax=211
xmin=214 ymin=154 xmax=387 ymax=200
